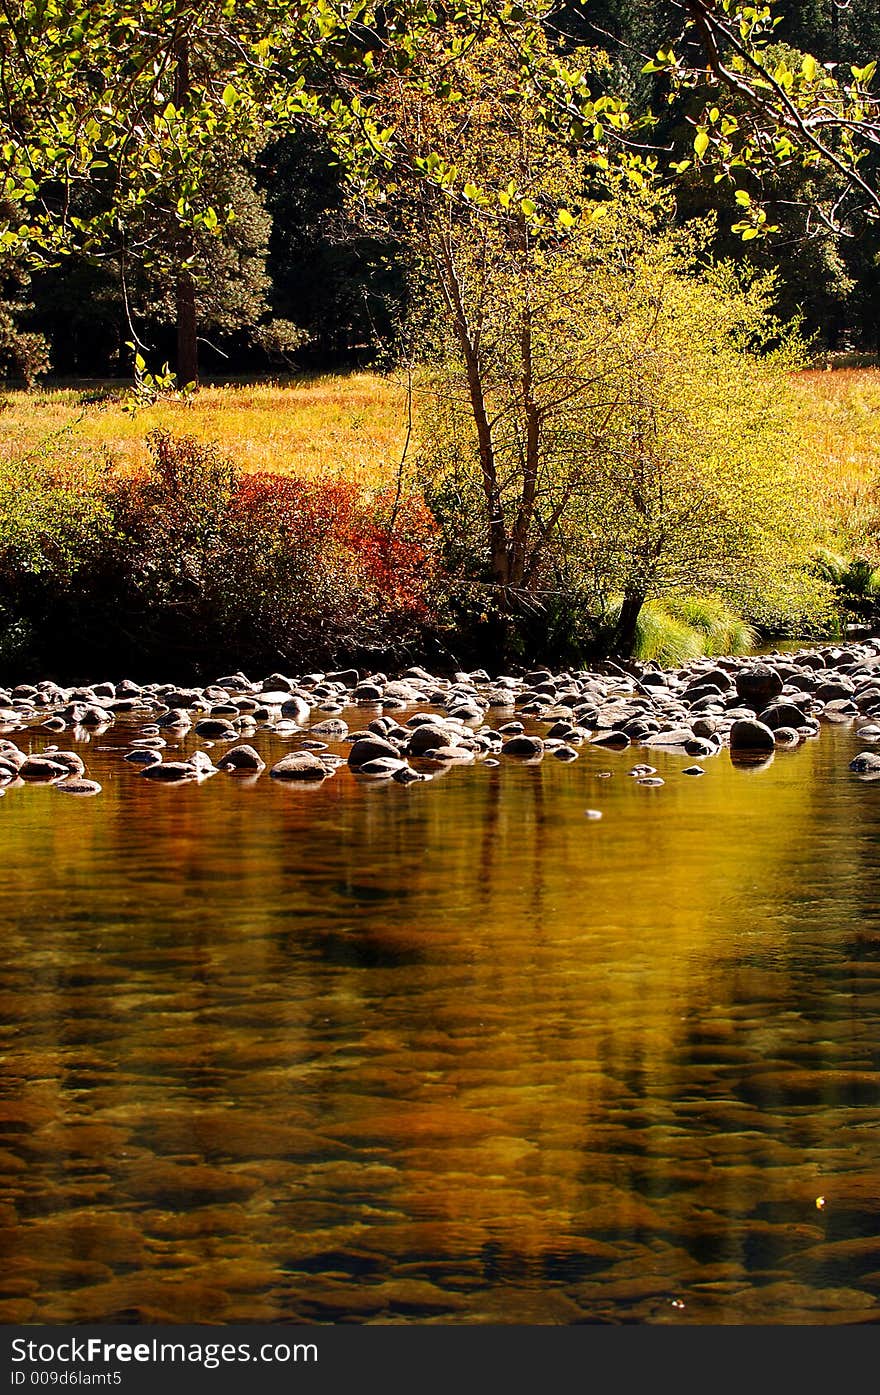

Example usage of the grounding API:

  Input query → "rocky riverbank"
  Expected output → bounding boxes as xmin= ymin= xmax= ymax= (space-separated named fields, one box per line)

xmin=2 ymin=641 xmax=880 ymax=798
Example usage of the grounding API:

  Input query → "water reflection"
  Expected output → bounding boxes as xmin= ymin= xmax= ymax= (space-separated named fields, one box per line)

xmin=0 ymin=714 xmax=879 ymax=1323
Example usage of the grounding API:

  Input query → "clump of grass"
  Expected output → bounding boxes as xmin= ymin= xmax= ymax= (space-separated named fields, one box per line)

xmin=608 ymin=594 xmax=758 ymax=665
xmin=660 ymin=594 xmax=758 ymax=655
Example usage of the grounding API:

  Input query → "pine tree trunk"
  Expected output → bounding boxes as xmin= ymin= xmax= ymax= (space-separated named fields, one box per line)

xmin=176 ymin=260 xmax=199 ymax=387
xmin=174 ymin=37 xmax=199 ymax=388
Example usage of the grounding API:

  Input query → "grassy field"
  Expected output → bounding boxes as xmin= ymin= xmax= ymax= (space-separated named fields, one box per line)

xmin=796 ymin=368 xmax=880 ymax=550
xmin=0 ymin=374 xmax=411 ymax=486
xmin=2 ymin=366 xmax=880 ymax=550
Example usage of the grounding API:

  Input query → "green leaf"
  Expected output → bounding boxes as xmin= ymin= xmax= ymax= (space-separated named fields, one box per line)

xmin=222 ymin=84 xmax=237 ymax=108
xmin=694 ymin=129 xmax=710 ymax=157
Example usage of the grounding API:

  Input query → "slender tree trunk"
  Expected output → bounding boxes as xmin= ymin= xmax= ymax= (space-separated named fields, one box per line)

xmin=433 ymin=228 xmax=509 ymax=586
xmin=176 ymin=255 xmax=199 ymax=386
xmin=509 ymin=298 xmax=540 ymax=587
xmin=614 ymin=587 xmax=645 ymax=657
xmin=174 ymin=36 xmax=199 ymax=387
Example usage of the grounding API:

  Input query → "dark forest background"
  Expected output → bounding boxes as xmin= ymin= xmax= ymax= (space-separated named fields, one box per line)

xmin=6 ymin=0 xmax=880 ymax=382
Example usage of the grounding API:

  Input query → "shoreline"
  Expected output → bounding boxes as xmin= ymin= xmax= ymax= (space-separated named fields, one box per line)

xmin=3 ymin=640 xmax=880 ymax=796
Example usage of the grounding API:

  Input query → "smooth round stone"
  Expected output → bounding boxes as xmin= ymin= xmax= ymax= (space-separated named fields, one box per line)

xmin=729 ymin=718 xmax=775 ymax=754
xmin=348 ymin=736 xmax=400 ymax=769
xmin=502 ymin=735 xmax=544 ymax=758
xmin=552 ymin=745 xmax=578 ymax=762
xmin=18 ymin=756 xmax=68 ymax=782
xmin=46 ymin=751 xmax=86 ymax=777
xmin=637 ymin=777 xmax=665 ymax=786
xmin=584 ymin=809 xmax=603 ymax=819
xmin=591 ymin=731 xmax=630 ymax=750
xmin=682 ymin=765 xmax=705 ymax=776
xmin=194 ymin=719 xmax=237 ymax=739
xmin=270 ymin=752 xmax=331 ymax=782
xmin=216 ymin=745 xmax=265 ymax=774
xmin=55 ymin=778 xmax=102 ymax=796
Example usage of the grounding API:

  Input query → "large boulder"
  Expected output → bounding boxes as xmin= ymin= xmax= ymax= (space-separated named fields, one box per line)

xmin=729 ymin=718 xmax=776 ymax=755
xmin=735 ymin=664 xmax=783 ymax=708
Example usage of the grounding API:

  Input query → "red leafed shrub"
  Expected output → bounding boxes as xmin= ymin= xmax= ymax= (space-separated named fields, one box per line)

xmin=222 ymin=470 xmax=438 ymax=662
xmin=102 ymin=435 xmax=440 ymax=670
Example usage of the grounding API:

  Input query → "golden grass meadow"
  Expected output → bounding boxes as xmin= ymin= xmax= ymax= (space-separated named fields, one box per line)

xmin=2 ymin=366 xmax=880 ymax=551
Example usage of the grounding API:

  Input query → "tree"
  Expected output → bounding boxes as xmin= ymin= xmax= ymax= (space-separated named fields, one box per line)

xmin=357 ymin=29 xmax=827 ymax=652
xmin=353 ymin=26 xmax=637 ymax=593
xmin=570 ymin=252 xmax=828 ymax=651
xmin=1 ymin=0 xmax=547 ymax=383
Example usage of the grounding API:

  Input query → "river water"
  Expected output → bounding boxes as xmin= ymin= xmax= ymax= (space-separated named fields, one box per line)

xmin=1 ymin=708 xmax=879 ymax=1324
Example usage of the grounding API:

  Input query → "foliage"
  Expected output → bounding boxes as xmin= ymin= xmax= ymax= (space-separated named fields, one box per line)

xmin=0 ymin=435 xmax=113 ymax=583
xmin=0 ymin=264 xmax=50 ymax=385
xmin=644 ymin=0 xmax=880 ymax=236
xmin=0 ymin=430 xmax=439 ymax=678
xmin=393 ymin=39 xmax=831 ymax=656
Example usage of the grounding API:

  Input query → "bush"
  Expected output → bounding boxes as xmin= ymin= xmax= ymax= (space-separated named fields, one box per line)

xmin=0 ymin=437 xmax=116 ymax=675
xmin=0 ymin=431 xmax=440 ymax=680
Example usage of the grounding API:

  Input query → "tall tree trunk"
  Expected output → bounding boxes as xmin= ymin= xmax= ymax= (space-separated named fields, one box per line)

xmin=174 ymin=36 xmax=199 ymax=388
xmin=175 ymin=256 xmax=199 ymax=387
xmin=614 ymin=587 xmax=645 ymax=657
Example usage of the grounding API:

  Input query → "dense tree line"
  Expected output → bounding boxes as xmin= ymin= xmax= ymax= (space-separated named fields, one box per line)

xmin=2 ymin=0 xmax=879 ymax=385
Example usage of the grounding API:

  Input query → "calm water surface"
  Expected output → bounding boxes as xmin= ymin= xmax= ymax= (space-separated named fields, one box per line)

xmin=1 ymin=708 xmax=880 ymax=1325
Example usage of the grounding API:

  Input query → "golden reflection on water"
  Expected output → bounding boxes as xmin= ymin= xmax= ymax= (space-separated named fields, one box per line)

xmin=1 ymin=714 xmax=879 ymax=1324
